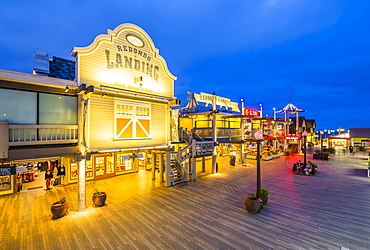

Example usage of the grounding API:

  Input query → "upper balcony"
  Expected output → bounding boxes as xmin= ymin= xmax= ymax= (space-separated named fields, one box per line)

xmin=8 ymin=124 xmax=78 ymax=146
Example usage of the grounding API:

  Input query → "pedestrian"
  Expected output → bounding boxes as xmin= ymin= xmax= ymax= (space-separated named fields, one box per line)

xmin=342 ymin=148 xmax=345 ymax=156
xmin=285 ymin=152 xmax=290 ymax=162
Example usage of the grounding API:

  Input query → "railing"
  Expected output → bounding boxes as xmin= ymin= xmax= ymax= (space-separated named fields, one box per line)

xmin=195 ymin=141 xmax=214 ymax=157
xmin=9 ymin=125 xmax=78 ymax=146
xmin=179 ymin=127 xmax=192 ymax=143
xmin=193 ymin=128 xmax=241 ymax=141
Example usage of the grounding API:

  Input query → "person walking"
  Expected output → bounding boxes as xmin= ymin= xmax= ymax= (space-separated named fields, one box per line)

xmin=285 ymin=151 xmax=290 ymax=162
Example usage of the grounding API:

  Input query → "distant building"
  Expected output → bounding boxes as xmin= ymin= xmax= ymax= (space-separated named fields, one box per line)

xmin=349 ymin=128 xmax=370 ymax=149
xmin=33 ymin=49 xmax=75 ymax=80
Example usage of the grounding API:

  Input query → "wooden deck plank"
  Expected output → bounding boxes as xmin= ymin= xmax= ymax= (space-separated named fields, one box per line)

xmin=1 ymin=151 xmax=370 ymax=249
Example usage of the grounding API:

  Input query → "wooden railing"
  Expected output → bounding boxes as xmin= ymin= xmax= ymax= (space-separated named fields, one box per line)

xmin=8 ymin=125 xmax=78 ymax=146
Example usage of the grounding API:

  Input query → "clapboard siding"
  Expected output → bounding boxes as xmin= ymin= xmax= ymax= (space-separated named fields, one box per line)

xmin=88 ymin=95 xmax=167 ymax=150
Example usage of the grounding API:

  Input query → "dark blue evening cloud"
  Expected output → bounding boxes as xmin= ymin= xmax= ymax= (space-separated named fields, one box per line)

xmin=0 ymin=0 xmax=369 ymax=130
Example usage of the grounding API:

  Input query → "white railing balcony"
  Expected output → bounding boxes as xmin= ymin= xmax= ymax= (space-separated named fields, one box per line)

xmin=9 ymin=125 xmax=78 ymax=146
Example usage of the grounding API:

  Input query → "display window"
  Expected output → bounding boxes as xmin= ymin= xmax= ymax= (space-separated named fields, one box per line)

xmin=71 ymin=163 xmax=78 ymax=180
xmin=86 ymin=160 xmax=94 ymax=179
xmin=70 ymin=161 xmax=94 ymax=180
xmin=116 ymin=154 xmax=134 ymax=174
xmin=0 ymin=175 xmax=11 ymax=191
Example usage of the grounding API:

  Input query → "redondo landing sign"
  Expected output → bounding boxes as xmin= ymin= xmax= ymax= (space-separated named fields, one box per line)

xmin=72 ymin=23 xmax=176 ymax=99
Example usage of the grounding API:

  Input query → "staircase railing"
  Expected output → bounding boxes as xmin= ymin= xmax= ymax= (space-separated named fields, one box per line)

xmin=179 ymin=127 xmax=192 ymax=143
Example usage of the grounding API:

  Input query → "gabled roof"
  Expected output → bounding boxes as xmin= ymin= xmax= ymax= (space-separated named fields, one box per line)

xmin=305 ymin=119 xmax=316 ymax=128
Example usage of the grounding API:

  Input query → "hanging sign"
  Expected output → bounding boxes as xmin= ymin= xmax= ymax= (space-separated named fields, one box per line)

xmin=191 ymin=92 xmax=240 ymax=112
xmin=244 ymin=108 xmax=260 ymax=117
xmin=285 ymin=136 xmax=300 ymax=140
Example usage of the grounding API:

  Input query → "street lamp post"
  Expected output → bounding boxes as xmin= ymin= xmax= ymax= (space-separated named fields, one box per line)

xmin=302 ymin=130 xmax=308 ymax=167
xmin=254 ymin=130 xmax=263 ymax=200
xmin=320 ymin=131 xmax=324 ymax=151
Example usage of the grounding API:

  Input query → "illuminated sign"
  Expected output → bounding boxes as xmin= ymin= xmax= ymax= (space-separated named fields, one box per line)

xmin=192 ymin=92 xmax=240 ymax=112
xmin=285 ymin=136 xmax=300 ymax=140
xmin=244 ymin=108 xmax=260 ymax=117
xmin=72 ymin=23 xmax=176 ymax=98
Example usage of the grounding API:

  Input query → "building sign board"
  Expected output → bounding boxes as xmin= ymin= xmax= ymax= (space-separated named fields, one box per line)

xmin=72 ymin=23 xmax=176 ymax=99
xmin=285 ymin=136 xmax=301 ymax=140
xmin=244 ymin=108 xmax=260 ymax=117
xmin=0 ymin=166 xmax=16 ymax=176
xmin=192 ymin=92 xmax=240 ymax=112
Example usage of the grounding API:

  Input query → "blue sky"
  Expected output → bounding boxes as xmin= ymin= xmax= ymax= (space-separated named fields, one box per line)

xmin=0 ymin=0 xmax=369 ymax=131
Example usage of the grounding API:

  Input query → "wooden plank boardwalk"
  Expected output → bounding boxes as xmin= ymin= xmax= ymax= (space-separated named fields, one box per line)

xmin=1 ymin=150 xmax=370 ymax=249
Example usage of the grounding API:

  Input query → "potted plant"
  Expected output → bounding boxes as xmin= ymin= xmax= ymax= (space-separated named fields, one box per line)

xmin=260 ymin=188 xmax=269 ymax=205
xmin=51 ymin=196 xmax=69 ymax=219
xmin=245 ymin=193 xmax=260 ymax=214
xmin=229 ymin=155 xmax=236 ymax=166
xmin=129 ymin=153 xmax=137 ymax=159
xmin=93 ymin=189 xmax=107 ymax=207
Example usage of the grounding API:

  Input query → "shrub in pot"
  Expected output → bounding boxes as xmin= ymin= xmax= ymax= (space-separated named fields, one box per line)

xmin=245 ymin=193 xmax=260 ymax=214
xmin=229 ymin=155 xmax=236 ymax=166
xmin=260 ymin=188 xmax=269 ymax=205
xmin=93 ymin=189 xmax=107 ymax=207
xmin=51 ymin=196 xmax=69 ymax=219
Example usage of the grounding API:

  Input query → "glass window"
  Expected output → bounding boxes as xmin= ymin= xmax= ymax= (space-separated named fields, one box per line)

xmin=39 ymin=93 xmax=77 ymax=125
xmin=0 ymin=89 xmax=37 ymax=124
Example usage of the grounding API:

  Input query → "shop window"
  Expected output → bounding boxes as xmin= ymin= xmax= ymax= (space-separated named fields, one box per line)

xmin=86 ymin=160 xmax=93 ymax=178
xmin=106 ymin=155 xmax=114 ymax=174
xmin=0 ymin=173 xmax=11 ymax=191
xmin=114 ymin=100 xmax=151 ymax=140
xmin=70 ymin=161 xmax=95 ymax=180
xmin=95 ymin=156 xmax=105 ymax=177
xmin=70 ymin=163 xmax=78 ymax=180
xmin=116 ymin=154 xmax=133 ymax=173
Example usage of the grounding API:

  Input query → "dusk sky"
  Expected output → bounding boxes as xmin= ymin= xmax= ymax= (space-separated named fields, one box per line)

xmin=0 ymin=0 xmax=369 ymax=131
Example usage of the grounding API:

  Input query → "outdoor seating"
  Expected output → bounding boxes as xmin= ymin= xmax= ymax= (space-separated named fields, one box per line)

xmin=292 ymin=161 xmax=318 ymax=176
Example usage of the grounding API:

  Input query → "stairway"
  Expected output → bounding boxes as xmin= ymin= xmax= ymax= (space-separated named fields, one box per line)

xmin=170 ymin=161 xmax=186 ymax=185
xmin=287 ymin=143 xmax=299 ymax=154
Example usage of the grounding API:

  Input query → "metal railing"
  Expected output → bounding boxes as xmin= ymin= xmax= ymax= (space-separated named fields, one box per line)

xmin=9 ymin=125 xmax=78 ymax=146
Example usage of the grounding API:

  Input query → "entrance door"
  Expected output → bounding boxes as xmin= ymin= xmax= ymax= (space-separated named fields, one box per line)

xmin=94 ymin=155 xmax=115 ymax=179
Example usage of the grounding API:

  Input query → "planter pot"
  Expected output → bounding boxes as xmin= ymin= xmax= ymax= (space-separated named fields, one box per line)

xmin=93 ymin=192 xmax=107 ymax=207
xmin=51 ymin=202 xmax=69 ymax=219
xmin=229 ymin=160 xmax=235 ymax=166
xmin=313 ymin=153 xmax=330 ymax=161
xmin=261 ymin=195 xmax=268 ymax=205
xmin=245 ymin=198 xmax=260 ymax=214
